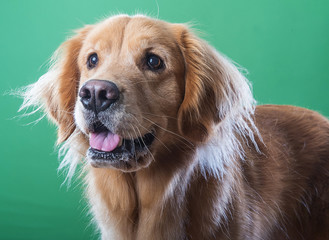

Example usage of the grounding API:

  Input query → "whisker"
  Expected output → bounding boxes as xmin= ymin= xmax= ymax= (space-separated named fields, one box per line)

xmin=128 ymin=114 xmax=171 ymax=152
xmin=134 ymin=125 xmax=156 ymax=162
xmin=129 ymin=123 xmax=141 ymax=159
xmin=130 ymin=123 xmax=156 ymax=163
xmin=127 ymin=125 xmax=139 ymax=164
xmin=139 ymin=111 xmax=178 ymax=120
xmin=142 ymin=116 xmax=194 ymax=150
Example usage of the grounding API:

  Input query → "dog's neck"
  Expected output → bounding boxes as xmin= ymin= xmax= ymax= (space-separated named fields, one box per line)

xmin=85 ymin=140 xmax=198 ymax=239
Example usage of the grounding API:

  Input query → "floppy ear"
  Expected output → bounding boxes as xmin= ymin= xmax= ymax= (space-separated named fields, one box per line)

xmin=21 ymin=25 xmax=93 ymax=144
xmin=173 ymin=24 xmax=254 ymax=143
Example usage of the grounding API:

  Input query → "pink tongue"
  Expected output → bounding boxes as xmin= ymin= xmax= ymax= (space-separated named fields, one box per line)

xmin=89 ymin=131 xmax=120 ymax=152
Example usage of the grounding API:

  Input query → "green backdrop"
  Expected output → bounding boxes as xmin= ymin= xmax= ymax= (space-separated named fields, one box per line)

xmin=1 ymin=0 xmax=328 ymax=239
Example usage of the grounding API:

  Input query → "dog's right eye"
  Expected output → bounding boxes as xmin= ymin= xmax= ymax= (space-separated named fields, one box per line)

xmin=87 ymin=53 xmax=98 ymax=69
xmin=146 ymin=54 xmax=164 ymax=71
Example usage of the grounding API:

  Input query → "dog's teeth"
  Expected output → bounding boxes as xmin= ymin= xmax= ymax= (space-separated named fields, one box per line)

xmin=118 ymin=138 xmax=123 ymax=147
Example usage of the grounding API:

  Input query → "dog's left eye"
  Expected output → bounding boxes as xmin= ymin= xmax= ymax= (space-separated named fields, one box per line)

xmin=87 ymin=53 xmax=98 ymax=69
xmin=146 ymin=54 xmax=164 ymax=71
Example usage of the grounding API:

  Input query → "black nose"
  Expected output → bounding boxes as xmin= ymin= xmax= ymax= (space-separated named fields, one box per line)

xmin=79 ymin=80 xmax=120 ymax=113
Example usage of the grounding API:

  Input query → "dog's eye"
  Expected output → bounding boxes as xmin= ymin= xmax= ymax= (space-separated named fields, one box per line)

xmin=87 ymin=53 xmax=98 ymax=69
xmin=146 ymin=54 xmax=164 ymax=71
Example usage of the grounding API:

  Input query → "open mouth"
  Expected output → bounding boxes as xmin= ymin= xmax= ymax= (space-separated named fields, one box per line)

xmin=87 ymin=122 xmax=155 ymax=168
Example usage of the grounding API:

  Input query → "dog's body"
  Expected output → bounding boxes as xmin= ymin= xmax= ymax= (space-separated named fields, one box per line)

xmin=21 ymin=15 xmax=329 ymax=239
xmin=86 ymin=105 xmax=329 ymax=240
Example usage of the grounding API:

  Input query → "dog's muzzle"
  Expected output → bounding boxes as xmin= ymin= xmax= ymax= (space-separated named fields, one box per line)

xmin=78 ymin=79 xmax=156 ymax=171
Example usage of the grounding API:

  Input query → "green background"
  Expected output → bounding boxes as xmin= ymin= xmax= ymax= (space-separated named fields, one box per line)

xmin=1 ymin=0 xmax=328 ymax=239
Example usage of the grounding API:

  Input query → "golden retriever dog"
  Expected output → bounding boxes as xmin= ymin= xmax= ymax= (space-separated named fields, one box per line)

xmin=21 ymin=15 xmax=329 ymax=239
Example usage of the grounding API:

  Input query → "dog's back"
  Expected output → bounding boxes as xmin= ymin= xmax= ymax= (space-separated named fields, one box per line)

xmin=239 ymin=105 xmax=329 ymax=239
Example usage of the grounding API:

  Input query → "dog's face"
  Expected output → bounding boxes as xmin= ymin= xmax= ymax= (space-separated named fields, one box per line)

xmin=74 ymin=16 xmax=186 ymax=170
xmin=30 ymin=15 xmax=238 ymax=172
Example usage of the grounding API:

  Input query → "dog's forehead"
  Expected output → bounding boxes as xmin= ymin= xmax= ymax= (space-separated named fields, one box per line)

xmin=84 ymin=16 xmax=176 ymax=51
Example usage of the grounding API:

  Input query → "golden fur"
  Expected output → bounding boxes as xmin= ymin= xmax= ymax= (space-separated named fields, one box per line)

xmin=21 ymin=15 xmax=329 ymax=239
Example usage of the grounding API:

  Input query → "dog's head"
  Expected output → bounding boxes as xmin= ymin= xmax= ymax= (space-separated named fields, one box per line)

xmin=22 ymin=15 xmax=253 ymax=172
